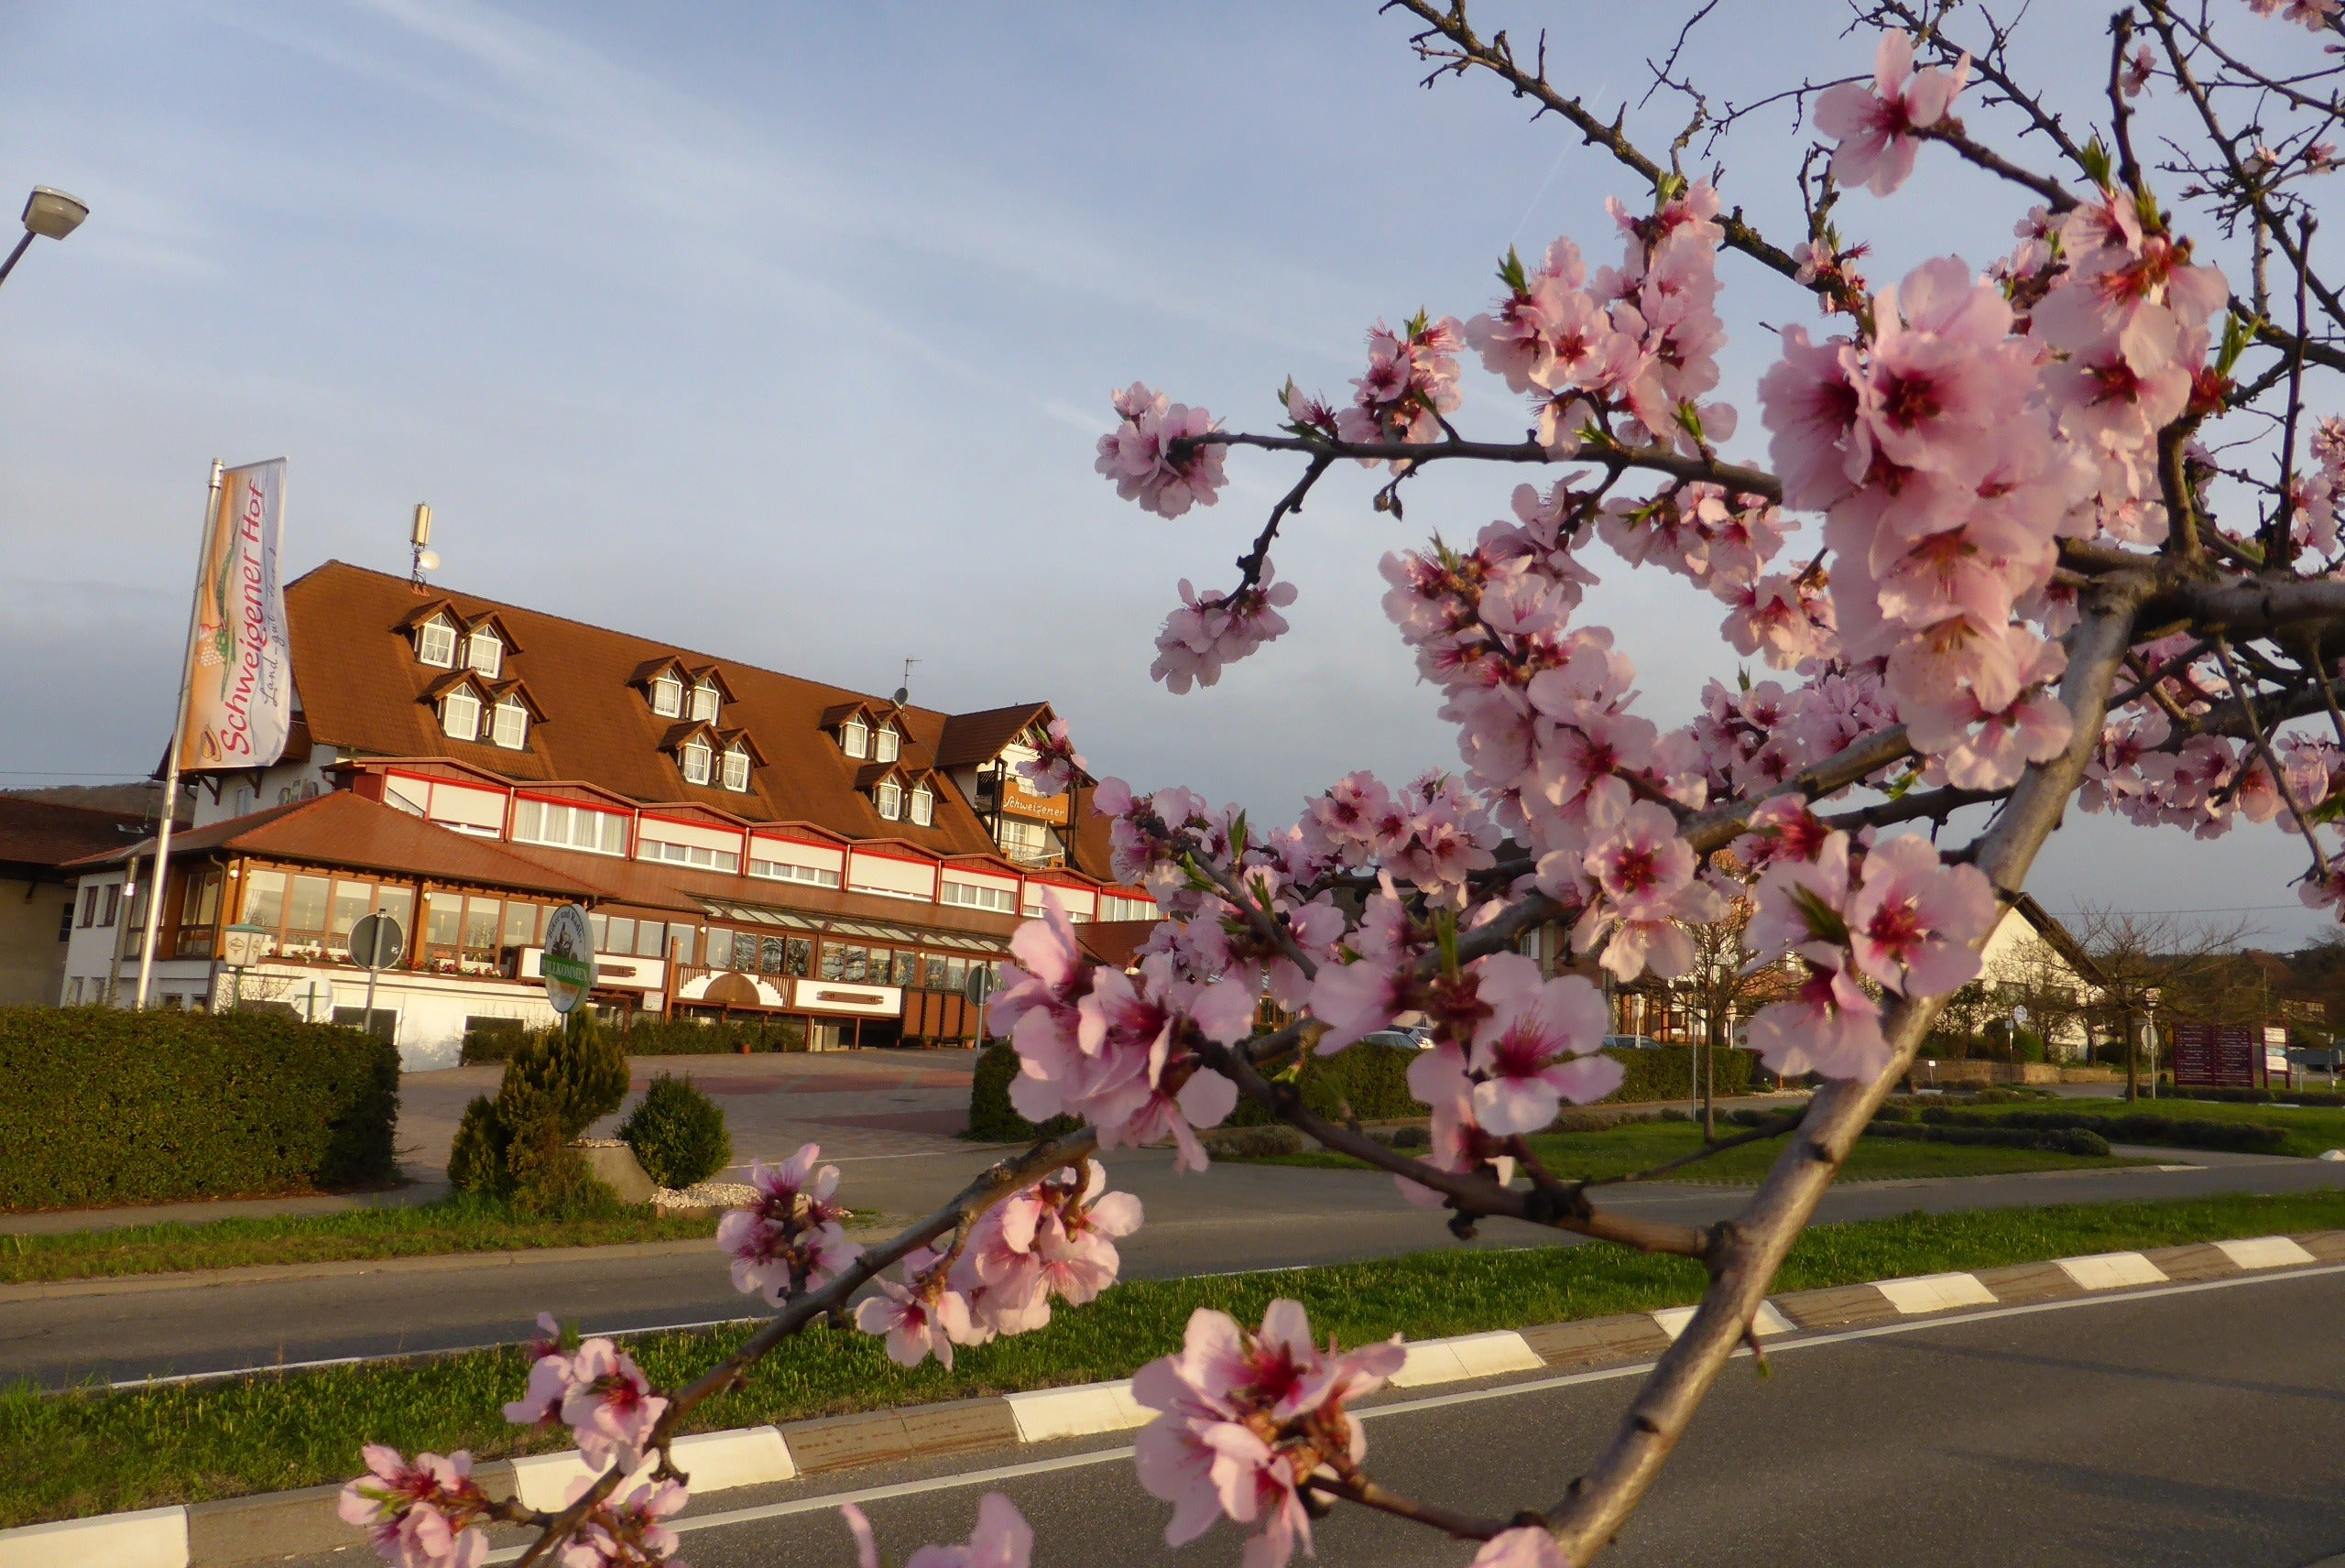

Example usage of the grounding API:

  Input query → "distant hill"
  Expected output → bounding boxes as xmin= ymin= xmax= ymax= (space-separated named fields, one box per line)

xmin=1 ymin=783 xmax=189 ymax=825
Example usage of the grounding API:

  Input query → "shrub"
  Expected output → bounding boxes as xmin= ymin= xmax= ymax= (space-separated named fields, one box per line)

xmin=0 ymin=1007 xmax=398 ymax=1211
xmin=1864 ymin=1120 xmax=2110 ymax=1156
xmin=1921 ymin=1106 xmax=2288 ymax=1152
xmin=464 ymin=1016 xmax=807 ymax=1063
xmin=499 ymin=1014 xmax=628 ymax=1139
xmin=1226 ymin=1042 xmax=1417 ymax=1127
xmin=2165 ymin=1085 xmax=2345 ymax=1109
xmin=445 ymin=1095 xmax=507 ymax=1195
xmin=621 ymin=1075 xmax=734 ymax=1189
xmin=966 ymin=1041 xmax=1081 ymax=1142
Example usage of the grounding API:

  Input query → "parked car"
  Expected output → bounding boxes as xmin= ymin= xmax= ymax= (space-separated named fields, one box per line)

xmin=1601 ymin=1033 xmax=1660 ymax=1051
xmin=1361 ymin=1026 xmax=1434 ymax=1050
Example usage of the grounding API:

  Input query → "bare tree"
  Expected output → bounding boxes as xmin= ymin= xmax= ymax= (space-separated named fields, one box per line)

xmin=2074 ymin=908 xmax=2260 ymax=1099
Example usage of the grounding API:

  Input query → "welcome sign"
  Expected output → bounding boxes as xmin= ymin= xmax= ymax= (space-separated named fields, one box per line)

xmin=180 ymin=459 xmax=293 ymax=769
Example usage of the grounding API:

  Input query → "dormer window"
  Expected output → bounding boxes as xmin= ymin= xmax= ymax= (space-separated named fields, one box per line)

xmin=690 ymin=680 xmax=720 ymax=724
xmin=722 ymin=745 xmax=750 ymax=792
xmin=417 ymin=615 xmax=457 ymax=669
xmin=682 ymin=737 xmax=713 ymax=786
xmin=842 ymin=716 xmax=869 ymax=759
xmin=874 ymin=724 xmax=900 ymax=763
xmin=442 ymin=687 xmax=481 ymax=741
xmin=651 ymin=672 xmax=683 ymax=717
xmin=491 ymin=695 xmax=529 ymax=749
xmin=465 ymin=627 xmax=503 ymax=678
xmin=910 ymin=782 xmax=934 ymax=826
xmin=875 ymin=779 xmax=902 ymax=821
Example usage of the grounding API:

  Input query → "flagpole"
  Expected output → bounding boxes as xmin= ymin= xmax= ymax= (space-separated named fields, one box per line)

xmin=135 ymin=459 xmax=224 ymax=1009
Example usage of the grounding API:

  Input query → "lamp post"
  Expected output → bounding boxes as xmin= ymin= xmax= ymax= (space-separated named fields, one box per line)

xmin=0 ymin=187 xmax=90 ymax=291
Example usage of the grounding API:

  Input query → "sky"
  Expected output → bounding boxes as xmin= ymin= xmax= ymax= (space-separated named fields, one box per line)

xmin=0 ymin=0 xmax=2326 ymax=942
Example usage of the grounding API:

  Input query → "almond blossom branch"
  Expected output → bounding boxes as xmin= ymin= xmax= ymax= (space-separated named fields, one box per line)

xmin=1538 ymin=578 xmax=2148 ymax=1564
xmin=1301 ymin=1473 xmax=1519 ymax=1541
xmin=1190 ymin=428 xmax=1783 ymax=502
xmin=2212 ymin=637 xmax=2333 ymax=879
xmin=509 ymin=1127 xmax=1100 ymax=1565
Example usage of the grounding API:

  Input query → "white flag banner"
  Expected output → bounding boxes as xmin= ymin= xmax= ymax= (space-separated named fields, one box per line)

xmin=180 ymin=458 xmax=292 ymax=769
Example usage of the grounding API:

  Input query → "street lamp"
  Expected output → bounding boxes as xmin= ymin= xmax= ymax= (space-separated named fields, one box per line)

xmin=0 ymin=187 xmax=91 ymax=290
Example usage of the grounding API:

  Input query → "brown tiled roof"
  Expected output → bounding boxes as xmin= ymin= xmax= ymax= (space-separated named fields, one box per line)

xmin=77 ymin=791 xmax=606 ymax=899
xmin=1079 ymin=919 xmax=1159 ymax=970
xmin=0 ymin=799 xmax=152 ymax=876
xmin=934 ymin=702 xmax=1051 ymax=769
xmin=280 ymin=562 xmax=1009 ymax=852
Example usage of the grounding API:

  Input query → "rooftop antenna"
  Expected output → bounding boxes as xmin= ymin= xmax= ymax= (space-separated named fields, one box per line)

xmin=894 ymin=657 xmax=919 ymax=707
xmin=409 ymin=504 xmax=440 ymax=592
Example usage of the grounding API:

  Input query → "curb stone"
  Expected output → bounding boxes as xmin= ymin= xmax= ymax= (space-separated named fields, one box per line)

xmin=8 ymin=1227 xmax=2342 ymax=1568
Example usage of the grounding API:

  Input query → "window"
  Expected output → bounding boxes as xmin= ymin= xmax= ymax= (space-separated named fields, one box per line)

xmin=841 ymin=716 xmax=868 ymax=758
xmin=417 ymin=615 xmax=456 ymax=668
xmin=491 ymin=697 xmax=529 ymax=750
xmin=512 ymin=798 xmax=629 ymax=855
xmin=944 ymin=957 xmax=969 ymax=993
xmin=77 ymin=887 xmax=96 ymax=927
xmin=286 ymin=875 xmax=331 ymax=942
xmin=425 ymin=891 xmax=464 ymax=952
xmin=891 ymin=951 xmax=917 ymax=985
xmin=759 ymin=936 xmax=787 ymax=976
xmin=461 ymin=898 xmax=501 ymax=959
xmin=842 ymin=946 xmax=869 ymax=982
xmin=875 ymin=780 xmax=901 ymax=821
xmin=105 ymin=883 xmax=125 ymax=927
xmin=331 ymin=881 xmax=373 ymax=955
xmin=940 ymin=878 xmax=1016 ymax=914
xmin=502 ymin=901 xmax=539 ymax=948
xmin=722 ymin=746 xmax=750 ymax=792
xmin=442 ymin=687 xmax=481 ymax=741
xmin=636 ymin=920 xmax=670 ymax=959
xmin=668 ymin=926 xmax=697 ymax=966
xmin=996 ymin=816 xmax=1051 ymax=863
xmin=682 ymin=738 xmax=712 ymax=786
xmin=910 ymin=784 xmax=934 ymax=827
xmin=784 ymin=937 xmax=812 ymax=977
xmin=748 ymin=856 xmax=840 ymax=887
xmin=242 ymin=869 xmax=286 ymax=931
xmin=465 ymin=628 xmax=502 ymax=678
xmin=643 ymin=837 xmax=740 ymax=873
xmin=874 ymin=725 xmax=900 ymax=763
xmin=651 ymin=673 xmax=683 ymax=717
xmin=820 ymin=944 xmax=844 ymax=980
xmin=706 ymin=929 xmax=736 ymax=969
xmin=376 ymin=886 xmax=415 ymax=947
xmin=690 ymin=681 xmax=719 ymax=724
xmin=605 ymin=916 xmax=636 ymax=955
xmin=65 ymin=978 xmax=82 ymax=1005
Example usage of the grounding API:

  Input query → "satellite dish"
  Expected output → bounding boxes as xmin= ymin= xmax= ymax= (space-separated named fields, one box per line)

xmin=416 ymin=549 xmax=441 ymax=572
xmin=892 ymin=686 xmax=909 ymax=704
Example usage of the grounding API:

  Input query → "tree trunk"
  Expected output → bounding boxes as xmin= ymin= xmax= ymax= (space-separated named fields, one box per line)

xmin=1702 ymin=1011 xmax=1718 ymax=1140
xmin=2124 ymin=1007 xmax=2140 ymax=1103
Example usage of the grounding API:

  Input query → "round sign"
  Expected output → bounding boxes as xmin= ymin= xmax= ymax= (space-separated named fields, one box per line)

xmin=346 ymin=911 xmax=406 ymax=972
xmin=540 ymin=903 xmax=594 ymax=1016
xmin=962 ymin=963 xmax=995 ymax=1009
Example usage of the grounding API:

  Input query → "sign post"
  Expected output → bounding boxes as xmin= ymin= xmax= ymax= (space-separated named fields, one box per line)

xmin=540 ymin=904 xmax=594 ymax=1018
xmin=347 ymin=911 xmax=406 ymax=1041
xmin=962 ymin=962 xmax=995 ymax=1045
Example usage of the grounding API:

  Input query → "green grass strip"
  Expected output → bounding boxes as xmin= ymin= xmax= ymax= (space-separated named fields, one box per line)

xmin=1953 ymin=1095 xmax=2345 ymax=1159
xmin=5 ymin=1188 xmax=2342 ymax=1528
xmin=1238 ymin=1120 xmax=2139 ymax=1182
xmin=0 ymin=1198 xmax=719 ymax=1284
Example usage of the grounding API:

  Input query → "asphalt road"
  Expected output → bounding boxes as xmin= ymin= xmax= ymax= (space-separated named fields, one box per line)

xmin=10 ymin=1147 xmax=2345 ymax=1388
xmin=417 ymin=1267 xmax=2345 ymax=1568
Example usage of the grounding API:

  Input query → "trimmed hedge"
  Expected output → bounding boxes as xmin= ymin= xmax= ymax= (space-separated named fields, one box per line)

xmin=1923 ymin=1105 xmax=2288 ymax=1153
xmin=1608 ymin=1044 xmax=1757 ymax=1105
xmin=1227 ymin=1042 xmax=1421 ymax=1127
xmin=463 ymin=1017 xmax=806 ymax=1064
xmin=2163 ymin=1085 xmax=2345 ymax=1109
xmin=0 ymin=1007 xmax=398 ymax=1211
xmin=1864 ymin=1120 xmax=2111 ymax=1157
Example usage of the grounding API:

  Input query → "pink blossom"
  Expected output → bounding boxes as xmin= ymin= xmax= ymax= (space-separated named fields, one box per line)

xmin=1017 ymin=717 xmax=1088 ymax=797
xmin=1844 ymin=834 xmax=1998 ymax=996
xmin=1747 ymin=960 xmax=1891 ymax=1081
xmin=1812 ymin=32 xmax=1970 ymax=196
xmin=717 ymin=1142 xmax=862 ymax=1305
xmin=855 ymin=1269 xmax=978 ymax=1370
xmin=339 ymin=1446 xmax=491 ymax=1568
xmin=1466 ymin=953 xmax=1620 ymax=1133
xmin=1151 ymin=564 xmax=1300 ymax=692
xmin=555 ymin=1477 xmax=687 ymax=1568
xmin=1475 ymin=1528 xmax=1567 ymax=1568
xmin=559 ymin=1340 xmax=668 ymax=1473
xmin=1096 ymin=382 xmax=1228 ymax=518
